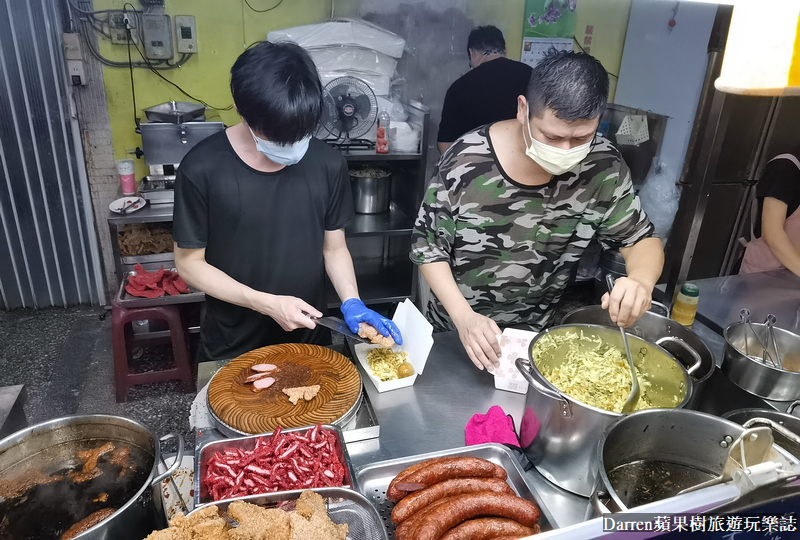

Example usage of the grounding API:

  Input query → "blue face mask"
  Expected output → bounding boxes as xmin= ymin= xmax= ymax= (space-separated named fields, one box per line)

xmin=249 ymin=127 xmax=310 ymax=166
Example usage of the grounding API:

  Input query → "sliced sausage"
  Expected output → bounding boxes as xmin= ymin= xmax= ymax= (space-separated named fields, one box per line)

xmin=394 ymin=457 xmax=507 ymax=492
xmin=391 ymin=478 xmax=513 ymax=524
xmin=440 ymin=518 xmax=536 ymax=540
xmin=413 ymin=493 xmax=541 ymax=540
xmin=387 ymin=457 xmax=457 ymax=502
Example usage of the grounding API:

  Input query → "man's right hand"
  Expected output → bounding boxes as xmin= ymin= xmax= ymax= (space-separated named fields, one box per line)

xmin=248 ymin=291 xmax=321 ymax=332
xmin=453 ymin=310 xmax=502 ymax=371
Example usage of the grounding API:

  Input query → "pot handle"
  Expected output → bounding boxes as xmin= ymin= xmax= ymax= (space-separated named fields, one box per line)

xmin=590 ymin=489 xmax=622 ymax=515
xmin=515 ymin=358 xmax=572 ymax=418
xmin=787 ymin=401 xmax=800 ymax=416
xmin=743 ymin=418 xmax=800 ymax=448
xmin=650 ymin=300 xmax=670 ymax=317
xmin=151 ymin=433 xmax=185 ymax=487
xmin=656 ymin=336 xmax=703 ymax=375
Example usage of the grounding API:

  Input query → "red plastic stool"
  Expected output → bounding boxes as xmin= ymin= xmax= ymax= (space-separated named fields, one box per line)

xmin=111 ymin=301 xmax=195 ymax=402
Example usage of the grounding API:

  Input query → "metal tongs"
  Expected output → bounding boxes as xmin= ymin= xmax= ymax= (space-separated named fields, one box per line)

xmin=739 ymin=309 xmax=783 ymax=368
xmin=606 ymin=274 xmax=639 ymax=414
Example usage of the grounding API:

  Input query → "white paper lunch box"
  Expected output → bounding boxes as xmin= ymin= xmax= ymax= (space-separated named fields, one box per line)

xmin=353 ymin=299 xmax=434 ymax=392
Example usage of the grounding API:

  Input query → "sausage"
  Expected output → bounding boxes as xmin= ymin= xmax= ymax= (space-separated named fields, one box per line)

xmin=391 ymin=478 xmax=513 ymax=524
xmin=439 ymin=518 xmax=536 ymax=540
xmin=394 ymin=457 xmax=507 ymax=492
xmin=413 ymin=493 xmax=541 ymax=540
xmin=387 ymin=457 xmax=457 ymax=502
xmin=394 ymin=495 xmax=460 ymax=540
xmin=487 ymin=532 xmax=540 ymax=540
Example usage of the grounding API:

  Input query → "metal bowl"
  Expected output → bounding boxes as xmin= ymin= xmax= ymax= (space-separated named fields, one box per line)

xmin=723 ymin=321 xmax=800 ymax=400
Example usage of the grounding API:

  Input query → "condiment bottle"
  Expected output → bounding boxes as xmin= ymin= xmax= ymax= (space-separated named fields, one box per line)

xmin=376 ymin=110 xmax=390 ymax=154
xmin=671 ymin=283 xmax=699 ymax=327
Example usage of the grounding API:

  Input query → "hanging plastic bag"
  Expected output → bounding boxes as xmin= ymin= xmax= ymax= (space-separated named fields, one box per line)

xmin=638 ymin=158 xmax=679 ymax=237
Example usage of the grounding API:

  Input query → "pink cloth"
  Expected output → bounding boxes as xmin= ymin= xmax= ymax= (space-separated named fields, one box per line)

xmin=465 ymin=405 xmax=520 ymax=447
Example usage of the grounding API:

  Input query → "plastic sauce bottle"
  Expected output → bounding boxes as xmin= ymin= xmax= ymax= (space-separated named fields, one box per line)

xmin=376 ymin=110 xmax=390 ymax=154
xmin=671 ymin=283 xmax=699 ymax=327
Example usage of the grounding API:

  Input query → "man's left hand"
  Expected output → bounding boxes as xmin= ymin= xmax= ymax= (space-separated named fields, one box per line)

xmin=601 ymin=276 xmax=652 ymax=327
xmin=341 ymin=298 xmax=403 ymax=345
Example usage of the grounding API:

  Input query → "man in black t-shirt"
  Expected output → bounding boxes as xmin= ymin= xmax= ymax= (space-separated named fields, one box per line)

xmin=741 ymin=149 xmax=800 ymax=276
xmin=173 ymin=42 xmax=402 ymax=361
xmin=437 ymin=26 xmax=532 ymax=153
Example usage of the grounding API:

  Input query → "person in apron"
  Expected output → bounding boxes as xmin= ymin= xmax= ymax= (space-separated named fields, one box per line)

xmin=740 ymin=152 xmax=800 ymax=276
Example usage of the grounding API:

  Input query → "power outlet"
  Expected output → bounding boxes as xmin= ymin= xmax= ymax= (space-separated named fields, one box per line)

xmin=109 ymin=11 xmax=137 ymax=45
xmin=175 ymin=15 xmax=197 ymax=54
xmin=142 ymin=13 xmax=173 ymax=60
xmin=67 ymin=60 xmax=86 ymax=85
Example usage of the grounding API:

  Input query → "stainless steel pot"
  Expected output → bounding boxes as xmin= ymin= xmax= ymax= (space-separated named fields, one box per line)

xmin=723 ymin=321 xmax=800 ymax=400
xmin=723 ymin=403 xmax=800 ymax=458
xmin=561 ymin=306 xmax=713 ymax=408
xmin=351 ymin=169 xmax=391 ymax=214
xmin=0 ymin=414 xmax=183 ymax=539
xmin=591 ymin=409 xmax=800 ymax=514
xmin=515 ymin=324 xmax=694 ymax=497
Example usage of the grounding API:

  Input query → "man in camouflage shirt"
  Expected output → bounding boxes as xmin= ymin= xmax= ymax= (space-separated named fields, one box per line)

xmin=411 ymin=50 xmax=663 ymax=371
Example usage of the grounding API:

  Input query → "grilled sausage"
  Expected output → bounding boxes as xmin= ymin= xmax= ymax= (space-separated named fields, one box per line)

xmin=413 ymin=493 xmax=541 ymax=540
xmin=394 ymin=457 xmax=507 ymax=492
xmin=487 ymin=535 xmax=539 ymax=540
xmin=387 ymin=457 xmax=457 ymax=502
xmin=391 ymin=478 xmax=513 ymax=524
xmin=394 ymin=495 xmax=462 ymax=540
xmin=439 ymin=518 xmax=536 ymax=540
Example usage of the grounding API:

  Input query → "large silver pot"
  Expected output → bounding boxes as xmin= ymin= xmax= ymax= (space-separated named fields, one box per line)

xmin=561 ymin=306 xmax=713 ymax=408
xmin=515 ymin=324 xmax=694 ymax=497
xmin=351 ymin=168 xmax=391 ymax=214
xmin=723 ymin=403 xmax=800 ymax=458
xmin=723 ymin=321 xmax=800 ymax=401
xmin=592 ymin=409 xmax=800 ymax=514
xmin=0 ymin=415 xmax=183 ymax=539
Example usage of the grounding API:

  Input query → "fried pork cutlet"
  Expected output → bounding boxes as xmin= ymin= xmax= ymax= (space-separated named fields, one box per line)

xmin=144 ymin=505 xmax=229 ymax=540
xmin=226 ymin=500 xmax=292 ymax=540
xmin=289 ymin=490 xmax=348 ymax=540
xmin=358 ymin=322 xmax=395 ymax=348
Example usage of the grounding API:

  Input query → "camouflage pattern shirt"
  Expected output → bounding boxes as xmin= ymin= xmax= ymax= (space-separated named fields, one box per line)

xmin=411 ymin=125 xmax=654 ymax=331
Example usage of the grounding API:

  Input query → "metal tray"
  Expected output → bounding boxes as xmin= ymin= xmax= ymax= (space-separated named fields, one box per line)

xmin=355 ymin=443 xmax=554 ymax=539
xmin=194 ymin=424 xmax=358 ymax=506
xmin=190 ymin=486 xmax=388 ymax=540
xmin=116 ymin=269 xmax=204 ymax=307
xmin=206 ymin=369 xmax=363 ymax=438
xmin=144 ymin=101 xmax=205 ymax=123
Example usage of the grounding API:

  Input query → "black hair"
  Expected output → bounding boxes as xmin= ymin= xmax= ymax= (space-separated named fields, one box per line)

xmin=526 ymin=49 xmax=609 ymax=122
xmin=230 ymin=41 xmax=322 ymax=144
xmin=467 ymin=25 xmax=505 ymax=55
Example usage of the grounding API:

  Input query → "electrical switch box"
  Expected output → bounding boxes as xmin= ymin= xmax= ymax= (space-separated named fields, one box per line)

xmin=67 ymin=60 xmax=86 ymax=86
xmin=175 ymin=16 xmax=197 ymax=54
xmin=142 ymin=13 xmax=173 ymax=60
xmin=108 ymin=11 xmax=137 ymax=45
xmin=62 ymin=33 xmax=82 ymax=60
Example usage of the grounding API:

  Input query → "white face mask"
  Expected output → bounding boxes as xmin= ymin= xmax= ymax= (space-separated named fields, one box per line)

xmin=249 ymin=127 xmax=310 ymax=166
xmin=523 ymin=107 xmax=593 ymax=176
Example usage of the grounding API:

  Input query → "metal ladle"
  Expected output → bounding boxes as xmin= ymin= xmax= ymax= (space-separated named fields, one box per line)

xmin=606 ymin=274 xmax=639 ymax=414
xmin=740 ymin=308 xmax=774 ymax=365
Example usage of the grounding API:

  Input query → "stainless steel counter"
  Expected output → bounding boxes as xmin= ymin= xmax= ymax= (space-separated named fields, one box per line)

xmin=345 ymin=331 xmax=593 ymax=529
xmin=690 ymin=269 xmax=800 ymax=334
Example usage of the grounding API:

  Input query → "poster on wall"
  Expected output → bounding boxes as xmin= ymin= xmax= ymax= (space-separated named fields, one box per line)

xmin=521 ymin=0 xmax=576 ymax=67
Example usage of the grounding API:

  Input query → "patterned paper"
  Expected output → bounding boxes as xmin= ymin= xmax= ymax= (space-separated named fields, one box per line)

xmin=494 ymin=328 xmax=538 ymax=394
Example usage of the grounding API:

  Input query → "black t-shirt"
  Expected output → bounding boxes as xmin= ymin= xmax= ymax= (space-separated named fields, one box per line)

xmin=438 ymin=57 xmax=533 ymax=143
xmin=754 ymin=154 xmax=800 ymax=237
xmin=173 ymin=131 xmax=354 ymax=360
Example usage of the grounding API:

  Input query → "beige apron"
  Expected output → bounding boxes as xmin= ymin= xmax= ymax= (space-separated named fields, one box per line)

xmin=740 ymin=153 xmax=800 ymax=273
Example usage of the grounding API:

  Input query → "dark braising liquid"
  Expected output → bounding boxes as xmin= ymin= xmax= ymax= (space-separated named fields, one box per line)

xmin=608 ymin=459 xmax=717 ymax=508
xmin=0 ymin=443 xmax=151 ymax=540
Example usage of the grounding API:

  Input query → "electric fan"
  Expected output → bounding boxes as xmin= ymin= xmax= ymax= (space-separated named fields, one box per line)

xmin=317 ymin=76 xmax=378 ymax=150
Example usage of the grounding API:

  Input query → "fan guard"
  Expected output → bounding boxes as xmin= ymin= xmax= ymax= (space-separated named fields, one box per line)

xmin=318 ymin=76 xmax=378 ymax=143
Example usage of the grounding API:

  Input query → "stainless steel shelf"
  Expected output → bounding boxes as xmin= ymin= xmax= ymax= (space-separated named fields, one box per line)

xmin=345 ymin=203 xmax=414 ymax=237
xmin=108 ymin=201 xmax=174 ymax=225
xmin=326 ymin=257 xmax=415 ymax=308
xmin=342 ymin=150 xmax=423 ymax=162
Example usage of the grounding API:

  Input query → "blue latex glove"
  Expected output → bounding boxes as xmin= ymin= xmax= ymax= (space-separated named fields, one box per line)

xmin=341 ymin=298 xmax=403 ymax=345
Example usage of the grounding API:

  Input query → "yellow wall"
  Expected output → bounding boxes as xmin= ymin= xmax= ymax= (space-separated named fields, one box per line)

xmin=574 ymin=0 xmax=633 ymax=101
xmin=465 ymin=0 xmax=526 ymax=61
xmin=92 ymin=0 xmax=333 ymax=178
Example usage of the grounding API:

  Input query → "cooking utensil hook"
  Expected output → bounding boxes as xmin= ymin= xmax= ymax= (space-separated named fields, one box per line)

xmin=764 ymin=314 xmax=783 ymax=369
xmin=740 ymin=308 xmax=773 ymax=365
xmin=606 ymin=275 xmax=639 ymax=414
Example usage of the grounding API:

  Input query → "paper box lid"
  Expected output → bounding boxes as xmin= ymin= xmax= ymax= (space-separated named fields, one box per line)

xmin=392 ymin=298 xmax=433 ymax=374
